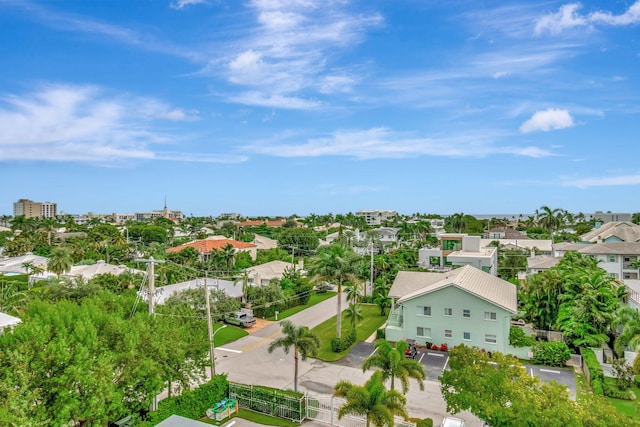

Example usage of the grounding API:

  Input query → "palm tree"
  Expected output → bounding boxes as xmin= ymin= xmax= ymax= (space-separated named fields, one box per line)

xmin=447 ymin=213 xmax=466 ymax=233
xmin=267 ymin=320 xmax=320 ymax=392
xmin=334 ymin=370 xmax=408 ymax=427
xmin=47 ymin=246 xmax=73 ymax=277
xmin=307 ymin=243 xmax=361 ymax=338
xmin=537 ymin=206 xmax=564 ymax=239
xmin=345 ymin=303 xmax=363 ymax=330
xmin=345 ymin=282 xmax=362 ymax=304
xmin=361 ymin=339 xmax=426 ymax=393
xmin=613 ymin=307 xmax=640 ymax=355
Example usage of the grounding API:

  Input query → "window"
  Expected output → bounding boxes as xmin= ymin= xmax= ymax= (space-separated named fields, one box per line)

xmin=609 ymin=255 xmax=616 ymax=262
xmin=609 ymin=273 xmax=617 ymax=279
xmin=484 ymin=311 xmax=497 ymax=321
xmin=444 ymin=329 xmax=452 ymax=338
xmin=417 ymin=306 xmax=431 ymax=316
xmin=463 ymin=332 xmax=471 ymax=340
xmin=463 ymin=309 xmax=471 ymax=318
xmin=485 ymin=334 xmax=497 ymax=344
xmin=444 ymin=307 xmax=453 ymax=316
xmin=417 ymin=327 xmax=431 ymax=338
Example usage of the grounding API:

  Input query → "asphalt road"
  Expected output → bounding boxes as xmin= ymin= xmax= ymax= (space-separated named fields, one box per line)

xmin=214 ymin=295 xmax=484 ymax=427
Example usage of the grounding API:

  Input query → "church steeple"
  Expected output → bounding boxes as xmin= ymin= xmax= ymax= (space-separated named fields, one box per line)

xmin=163 ymin=196 xmax=169 ymax=218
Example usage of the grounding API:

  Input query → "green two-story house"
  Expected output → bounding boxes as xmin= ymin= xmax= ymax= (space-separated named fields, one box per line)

xmin=385 ymin=265 xmax=517 ymax=354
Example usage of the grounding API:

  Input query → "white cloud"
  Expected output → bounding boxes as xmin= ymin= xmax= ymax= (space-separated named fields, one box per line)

xmin=244 ymin=127 xmax=556 ymax=159
xmin=0 ymin=84 xmax=219 ymax=163
xmin=535 ymin=1 xmax=640 ymax=35
xmin=519 ymin=109 xmax=574 ymax=133
xmin=170 ymin=0 xmax=208 ymax=10
xmin=229 ymin=91 xmax=321 ymax=109
xmin=562 ymin=174 xmax=640 ymax=188
xmin=213 ymin=0 xmax=382 ymax=108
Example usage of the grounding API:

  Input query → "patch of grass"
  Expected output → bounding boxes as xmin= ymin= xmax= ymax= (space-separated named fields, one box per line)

xmin=267 ymin=291 xmax=337 ymax=321
xmin=213 ymin=322 xmax=248 ymax=346
xmin=312 ymin=303 xmax=387 ymax=362
xmin=603 ymin=378 xmax=640 ymax=417
xmin=199 ymin=408 xmax=300 ymax=426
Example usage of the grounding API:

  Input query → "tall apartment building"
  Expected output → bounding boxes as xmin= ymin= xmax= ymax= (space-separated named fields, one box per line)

xmin=355 ymin=209 xmax=398 ymax=226
xmin=13 ymin=199 xmax=57 ymax=219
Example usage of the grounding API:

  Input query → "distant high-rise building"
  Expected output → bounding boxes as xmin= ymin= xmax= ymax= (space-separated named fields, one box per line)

xmin=13 ymin=199 xmax=57 ymax=219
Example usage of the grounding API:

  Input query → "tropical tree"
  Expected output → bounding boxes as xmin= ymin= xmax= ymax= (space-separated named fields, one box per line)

xmin=344 ymin=303 xmax=363 ymax=330
xmin=267 ymin=320 xmax=320 ymax=392
xmin=361 ymin=339 xmax=426 ymax=393
xmin=307 ymin=243 xmax=361 ymax=338
xmin=47 ymin=246 xmax=73 ymax=277
xmin=537 ymin=205 xmax=564 ymax=240
xmin=334 ymin=370 xmax=408 ymax=427
xmin=613 ymin=307 xmax=640 ymax=355
xmin=446 ymin=213 xmax=466 ymax=233
xmin=440 ymin=345 xmax=593 ymax=427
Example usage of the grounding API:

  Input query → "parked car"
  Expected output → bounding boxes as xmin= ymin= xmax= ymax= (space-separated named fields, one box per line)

xmin=224 ymin=311 xmax=256 ymax=328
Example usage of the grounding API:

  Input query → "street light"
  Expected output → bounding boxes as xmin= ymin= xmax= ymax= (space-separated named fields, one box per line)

xmin=211 ymin=324 xmax=227 ymax=376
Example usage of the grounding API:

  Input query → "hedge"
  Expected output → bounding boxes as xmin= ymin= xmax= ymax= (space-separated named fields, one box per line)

xmin=509 ymin=326 xmax=535 ymax=347
xmin=141 ymin=374 xmax=229 ymax=426
xmin=580 ymin=348 xmax=604 ymax=396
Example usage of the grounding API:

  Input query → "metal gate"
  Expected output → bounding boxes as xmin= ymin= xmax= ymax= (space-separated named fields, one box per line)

xmin=306 ymin=395 xmax=416 ymax=427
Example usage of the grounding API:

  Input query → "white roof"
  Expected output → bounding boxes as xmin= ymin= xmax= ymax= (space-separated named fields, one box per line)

xmin=0 ymin=254 xmax=49 ymax=274
xmin=253 ymin=234 xmax=278 ymax=250
xmin=246 ymin=260 xmax=295 ymax=282
xmin=480 ymin=238 xmax=553 ymax=252
xmin=0 ymin=312 xmax=21 ymax=328
xmin=145 ymin=277 xmax=243 ymax=304
xmin=391 ymin=265 xmax=517 ymax=313
xmin=63 ymin=260 xmax=145 ymax=280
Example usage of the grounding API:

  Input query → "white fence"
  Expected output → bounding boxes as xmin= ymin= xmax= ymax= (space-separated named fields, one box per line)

xmin=306 ymin=395 xmax=416 ymax=427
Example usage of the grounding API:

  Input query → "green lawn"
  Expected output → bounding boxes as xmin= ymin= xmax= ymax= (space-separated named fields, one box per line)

xmin=199 ymin=408 xmax=300 ymax=426
xmin=267 ymin=291 xmax=337 ymax=321
xmin=603 ymin=378 xmax=640 ymax=417
xmin=312 ymin=303 xmax=387 ymax=362
xmin=213 ymin=323 xmax=248 ymax=346
xmin=576 ymin=372 xmax=640 ymax=418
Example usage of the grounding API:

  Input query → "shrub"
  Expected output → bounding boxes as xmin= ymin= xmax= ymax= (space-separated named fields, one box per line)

xmin=581 ymin=348 xmax=604 ymax=396
xmin=376 ymin=328 xmax=386 ymax=340
xmin=603 ymin=380 xmax=637 ymax=400
xmin=331 ymin=328 xmax=357 ymax=352
xmin=531 ymin=341 xmax=571 ymax=367
xmin=416 ymin=418 xmax=434 ymax=427
xmin=142 ymin=374 xmax=229 ymax=426
xmin=509 ymin=326 xmax=535 ymax=347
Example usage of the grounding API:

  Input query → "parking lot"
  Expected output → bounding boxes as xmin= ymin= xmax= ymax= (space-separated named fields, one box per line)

xmin=336 ymin=343 xmax=576 ymax=395
xmin=335 ymin=342 xmax=450 ymax=381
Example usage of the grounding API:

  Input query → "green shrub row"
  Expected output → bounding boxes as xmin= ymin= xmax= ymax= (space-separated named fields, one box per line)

xmin=603 ymin=381 xmax=637 ymax=400
xmin=229 ymin=382 xmax=305 ymax=421
xmin=141 ymin=374 xmax=229 ymax=426
xmin=531 ymin=341 xmax=571 ymax=367
xmin=581 ymin=348 xmax=604 ymax=396
xmin=252 ymin=290 xmax=312 ymax=318
xmin=416 ymin=418 xmax=434 ymax=427
xmin=331 ymin=328 xmax=357 ymax=352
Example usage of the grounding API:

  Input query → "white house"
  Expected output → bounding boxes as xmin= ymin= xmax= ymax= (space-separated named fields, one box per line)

xmin=0 ymin=312 xmax=21 ymax=333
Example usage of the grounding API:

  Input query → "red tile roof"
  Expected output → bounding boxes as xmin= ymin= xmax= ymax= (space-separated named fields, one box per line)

xmin=167 ymin=239 xmax=257 ymax=253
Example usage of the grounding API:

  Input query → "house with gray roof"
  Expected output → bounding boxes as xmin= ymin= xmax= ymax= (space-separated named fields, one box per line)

xmin=580 ymin=221 xmax=640 ymax=243
xmin=385 ymin=265 xmax=517 ymax=354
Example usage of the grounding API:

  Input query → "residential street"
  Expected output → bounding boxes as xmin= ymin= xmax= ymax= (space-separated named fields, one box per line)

xmin=214 ymin=294 xmax=484 ymax=427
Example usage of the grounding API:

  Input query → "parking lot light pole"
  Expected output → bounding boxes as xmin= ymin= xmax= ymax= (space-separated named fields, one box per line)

xmin=211 ymin=324 xmax=227 ymax=376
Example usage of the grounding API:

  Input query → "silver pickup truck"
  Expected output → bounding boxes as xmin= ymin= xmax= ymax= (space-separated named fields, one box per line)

xmin=224 ymin=311 xmax=256 ymax=328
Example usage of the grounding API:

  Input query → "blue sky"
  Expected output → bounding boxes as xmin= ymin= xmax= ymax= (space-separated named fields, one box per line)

xmin=1 ymin=0 xmax=639 ymax=217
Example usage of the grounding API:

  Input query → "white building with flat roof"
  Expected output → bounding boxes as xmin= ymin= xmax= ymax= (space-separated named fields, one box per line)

xmin=355 ymin=210 xmax=398 ymax=225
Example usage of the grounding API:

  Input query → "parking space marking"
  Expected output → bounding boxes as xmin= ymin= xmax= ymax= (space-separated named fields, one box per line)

xmin=427 ymin=352 xmax=445 ymax=357
xmin=418 ymin=353 xmax=425 ymax=363
xmin=217 ymin=347 xmax=242 ymax=353
xmin=540 ymin=369 xmax=561 ymax=374
xmin=443 ymin=355 xmax=449 ymax=370
xmin=368 ymin=348 xmax=378 ymax=358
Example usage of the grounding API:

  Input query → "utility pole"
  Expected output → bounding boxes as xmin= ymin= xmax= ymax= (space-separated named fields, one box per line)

xmin=368 ymin=242 xmax=374 ymax=298
xmin=204 ymin=273 xmax=216 ymax=376
xmin=134 ymin=256 xmax=165 ymax=411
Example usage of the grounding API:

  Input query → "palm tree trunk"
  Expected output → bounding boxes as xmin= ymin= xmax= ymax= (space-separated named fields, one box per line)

xmin=294 ymin=348 xmax=299 ymax=393
xmin=391 ymin=375 xmax=395 ymax=390
xmin=336 ymin=283 xmax=342 ymax=339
